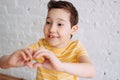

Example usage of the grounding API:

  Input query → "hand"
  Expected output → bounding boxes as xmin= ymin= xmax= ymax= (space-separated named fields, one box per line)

xmin=7 ymin=48 xmax=33 ymax=68
xmin=32 ymin=47 xmax=63 ymax=71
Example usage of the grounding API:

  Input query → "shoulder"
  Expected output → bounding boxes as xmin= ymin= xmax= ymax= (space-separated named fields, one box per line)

xmin=69 ymin=40 xmax=81 ymax=48
xmin=70 ymin=40 xmax=88 ymax=56
xmin=71 ymin=40 xmax=85 ymax=49
xmin=67 ymin=40 xmax=84 ymax=52
xmin=69 ymin=40 xmax=79 ymax=46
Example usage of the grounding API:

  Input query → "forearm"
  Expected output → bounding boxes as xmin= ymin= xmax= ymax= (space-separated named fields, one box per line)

xmin=0 ymin=55 xmax=10 ymax=69
xmin=60 ymin=62 xmax=95 ymax=78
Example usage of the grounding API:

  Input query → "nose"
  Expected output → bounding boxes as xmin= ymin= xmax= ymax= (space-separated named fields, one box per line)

xmin=49 ymin=24 xmax=56 ymax=33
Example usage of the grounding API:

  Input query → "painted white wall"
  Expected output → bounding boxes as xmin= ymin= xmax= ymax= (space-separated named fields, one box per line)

xmin=0 ymin=0 xmax=120 ymax=80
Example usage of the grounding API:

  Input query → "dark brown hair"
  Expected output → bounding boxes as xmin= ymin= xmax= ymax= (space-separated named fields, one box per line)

xmin=47 ymin=0 xmax=79 ymax=27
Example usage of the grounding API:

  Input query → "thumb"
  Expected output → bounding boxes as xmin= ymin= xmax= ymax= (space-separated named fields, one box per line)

xmin=25 ymin=62 xmax=33 ymax=69
xmin=33 ymin=63 xmax=43 ymax=68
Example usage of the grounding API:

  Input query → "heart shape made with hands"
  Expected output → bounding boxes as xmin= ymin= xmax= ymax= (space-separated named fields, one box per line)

xmin=24 ymin=47 xmax=56 ymax=69
xmin=25 ymin=56 xmax=44 ymax=68
xmin=25 ymin=47 xmax=46 ymax=67
xmin=27 ymin=56 xmax=44 ymax=64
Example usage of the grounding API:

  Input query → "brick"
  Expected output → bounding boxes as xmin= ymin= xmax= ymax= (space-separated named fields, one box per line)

xmin=0 ymin=6 xmax=7 ymax=15
xmin=6 ymin=7 xmax=27 ymax=15
xmin=0 ymin=0 xmax=16 ymax=7
xmin=0 ymin=16 xmax=6 ymax=24
xmin=17 ymin=0 xmax=43 ymax=8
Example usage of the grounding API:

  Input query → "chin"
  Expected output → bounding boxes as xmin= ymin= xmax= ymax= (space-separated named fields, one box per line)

xmin=47 ymin=41 xmax=57 ymax=47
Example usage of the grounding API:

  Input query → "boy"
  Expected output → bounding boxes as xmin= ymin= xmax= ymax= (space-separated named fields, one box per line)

xmin=29 ymin=0 xmax=95 ymax=80
xmin=1 ymin=0 xmax=95 ymax=80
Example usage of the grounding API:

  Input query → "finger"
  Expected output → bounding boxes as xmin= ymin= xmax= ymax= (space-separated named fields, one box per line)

xmin=32 ymin=48 xmax=43 ymax=58
xmin=20 ymin=51 xmax=28 ymax=61
xmin=33 ymin=62 xmax=43 ymax=68
xmin=27 ymin=48 xmax=34 ymax=60
xmin=28 ymin=48 xmax=34 ymax=54
xmin=25 ymin=62 xmax=33 ymax=69
xmin=23 ymin=48 xmax=32 ymax=60
xmin=33 ymin=47 xmax=46 ymax=54
xmin=34 ymin=50 xmax=48 ymax=59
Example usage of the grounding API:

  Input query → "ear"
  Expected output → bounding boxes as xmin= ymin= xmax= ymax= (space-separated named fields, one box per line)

xmin=71 ymin=25 xmax=78 ymax=35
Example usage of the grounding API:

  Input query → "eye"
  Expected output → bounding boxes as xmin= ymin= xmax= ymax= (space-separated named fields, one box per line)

xmin=58 ymin=23 xmax=63 ymax=26
xmin=46 ymin=21 xmax=51 ymax=25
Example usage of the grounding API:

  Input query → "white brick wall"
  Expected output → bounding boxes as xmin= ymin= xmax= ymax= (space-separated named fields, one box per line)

xmin=0 ymin=0 xmax=120 ymax=80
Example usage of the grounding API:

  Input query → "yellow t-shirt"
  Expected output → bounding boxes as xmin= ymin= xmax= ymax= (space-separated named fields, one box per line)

xmin=29 ymin=38 xmax=87 ymax=80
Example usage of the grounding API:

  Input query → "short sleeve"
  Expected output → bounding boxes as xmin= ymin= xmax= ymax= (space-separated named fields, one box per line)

xmin=76 ymin=42 xmax=88 ymax=57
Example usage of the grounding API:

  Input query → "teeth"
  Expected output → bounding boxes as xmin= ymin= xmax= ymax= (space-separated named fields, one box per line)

xmin=49 ymin=35 xmax=54 ymax=38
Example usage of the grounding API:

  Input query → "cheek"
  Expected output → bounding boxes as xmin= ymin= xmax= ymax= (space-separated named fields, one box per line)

xmin=59 ymin=28 xmax=71 ymax=36
xmin=44 ymin=26 xmax=48 ymax=34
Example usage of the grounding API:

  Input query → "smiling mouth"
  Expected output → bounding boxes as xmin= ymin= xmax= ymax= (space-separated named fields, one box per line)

xmin=48 ymin=35 xmax=58 ymax=38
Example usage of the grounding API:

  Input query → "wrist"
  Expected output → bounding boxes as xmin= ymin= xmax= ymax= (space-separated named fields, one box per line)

xmin=0 ymin=55 xmax=11 ymax=69
xmin=58 ymin=62 xmax=66 ymax=72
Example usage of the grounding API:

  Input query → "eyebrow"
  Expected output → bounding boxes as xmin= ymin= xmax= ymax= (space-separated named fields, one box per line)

xmin=46 ymin=17 xmax=66 ymax=22
xmin=46 ymin=17 xmax=50 ymax=19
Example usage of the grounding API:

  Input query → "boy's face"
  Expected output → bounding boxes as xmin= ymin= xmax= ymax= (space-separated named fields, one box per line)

xmin=44 ymin=9 xmax=78 ymax=48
